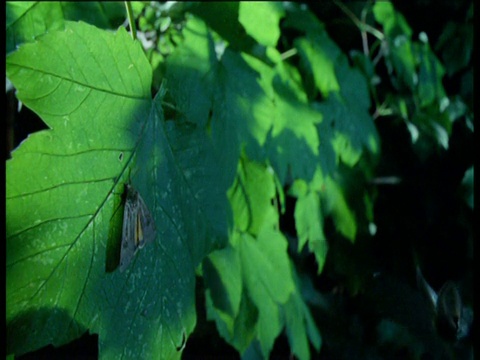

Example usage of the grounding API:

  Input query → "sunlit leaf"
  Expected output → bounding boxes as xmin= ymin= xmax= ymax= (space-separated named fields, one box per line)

xmin=6 ymin=2 xmax=125 ymax=54
xmin=238 ymin=2 xmax=285 ymax=48
xmin=6 ymin=21 xmax=229 ymax=359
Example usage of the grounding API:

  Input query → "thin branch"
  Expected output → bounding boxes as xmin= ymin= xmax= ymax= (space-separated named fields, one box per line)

xmin=372 ymin=101 xmax=393 ymax=120
xmin=281 ymin=48 xmax=298 ymax=61
xmin=333 ymin=0 xmax=384 ymax=41
xmin=372 ymin=50 xmax=383 ymax=66
xmin=360 ymin=3 xmax=369 ymax=55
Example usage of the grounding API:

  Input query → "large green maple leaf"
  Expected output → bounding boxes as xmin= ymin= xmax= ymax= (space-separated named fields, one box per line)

xmin=6 ymin=21 xmax=228 ymax=359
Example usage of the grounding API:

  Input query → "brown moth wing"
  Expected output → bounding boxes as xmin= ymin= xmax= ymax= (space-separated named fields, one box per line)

xmin=118 ymin=184 xmax=156 ymax=272
xmin=119 ymin=185 xmax=139 ymax=272
xmin=136 ymin=191 xmax=156 ymax=249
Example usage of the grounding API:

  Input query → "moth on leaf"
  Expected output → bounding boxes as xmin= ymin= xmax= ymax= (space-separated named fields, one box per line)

xmin=119 ymin=184 xmax=156 ymax=272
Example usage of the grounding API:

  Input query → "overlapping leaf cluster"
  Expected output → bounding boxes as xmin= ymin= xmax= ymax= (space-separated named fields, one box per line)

xmin=5 ymin=1 xmax=378 ymax=359
xmin=160 ymin=3 xmax=379 ymax=358
xmin=7 ymin=1 xmax=469 ymax=359
xmin=369 ymin=2 xmax=473 ymax=155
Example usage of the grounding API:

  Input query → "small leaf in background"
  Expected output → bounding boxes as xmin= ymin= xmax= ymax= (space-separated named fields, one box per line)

xmin=189 ymin=2 xmax=263 ymax=60
xmin=373 ymin=1 xmax=417 ymax=91
xmin=239 ymin=229 xmax=294 ymax=358
xmin=323 ymin=177 xmax=357 ymax=242
xmin=6 ymin=2 xmax=65 ymax=54
xmin=203 ymin=245 xmax=258 ymax=354
xmin=295 ymin=33 xmax=341 ymax=98
xmin=166 ymin=16 xmax=275 ymax=186
xmin=228 ymin=156 xmax=278 ymax=235
xmin=372 ymin=1 xmax=412 ymax=39
xmin=282 ymin=2 xmax=325 ymax=39
xmin=206 ymin=283 xmax=258 ymax=355
xmin=435 ymin=20 xmax=473 ymax=77
xmin=211 ymin=48 xmax=276 ymax=180
xmin=282 ymin=265 xmax=322 ymax=360
xmin=294 ymin=24 xmax=379 ymax=170
xmin=243 ymin=53 xmax=322 ymax=183
xmin=416 ymin=37 xmax=446 ymax=107
xmin=165 ymin=17 xmax=215 ymax=129
xmin=60 ymin=2 xmax=125 ymax=29
xmin=204 ymin=246 xmax=242 ymax=322
xmin=293 ymin=188 xmax=328 ymax=273
xmin=205 ymin=223 xmax=305 ymax=358
xmin=266 ymin=68 xmax=322 ymax=184
xmin=238 ymin=2 xmax=285 ymax=48
xmin=6 ymin=2 xmax=125 ymax=54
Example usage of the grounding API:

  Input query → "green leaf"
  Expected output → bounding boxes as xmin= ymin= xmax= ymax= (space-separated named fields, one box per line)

xmin=7 ymin=21 xmax=229 ymax=359
xmin=416 ymin=41 xmax=446 ymax=107
xmin=337 ymin=56 xmax=372 ymax=112
xmin=166 ymin=16 xmax=325 ymax=187
xmin=208 ymin=156 xmax=296 ymax=356
xmin=323 ymin=176 xmax=357 ymax=241
xmin=166 ymin=16 xmax=275 ymax=186
xmin=161 ymin=119 xmax=231 ymax=261
xmin=314 ymin=93 xmax=378 ymax=169
xmin=6 ymin=2 xmax=65 ymax=54
xmin=373 ymin=2 xmax=418 ymax=91
xmin=294 ymin=190 xmax=328 ymax=273
xmin=282 ymin=265 xmax=322 ymax=360
xmin=238 ymin=2 xmax=285 ymax=48
xmin=6 ymin=2 xmax=125 ymax=54
xmin=293 ymin=25 xmax=379 ymax=171
xmin=188 ymin=2 xmax=265 ymax=60
xmin=266 ymin=66 xmax=322 ymax=184
xmin=206 ymin=287 xmax=258 ymax=355
xmin=205 ymin=226 xmax=300 ymax=358
xmin=295 ymin=33 xmax=341 ymax=98
xmin=60 ymin=2 xmax=126 ymax=29
xmin=242 ymin=54 xmax=322 ymax=184
xmin=390 ymin=36 xmax=418 ymax=91
xmin=204 ymin=245 xmax=258 ymax=354
xmin=227 ymin=157 xmax=278 ymax=235
xmin=435 ymin=22 xmax=473 ymax=76
xmin=211 ymin=48 xmax=276 ymax=177
xmin=239 ymin=229 xmax=295 ymax=358
xmin=372 ymin=1 xmax=412 ymax=39
xmin=290 ymin=165 xmax=359 ymax=269
xmin=239 ymin=229 xmax=294 ymax=305
xmin=203 ymin=246 xmax=242 ymax=323
xmin=282 ymin=2 xmax=325 ymax=36
xmin=165 ymin=17 xmax=215 ymax=130
xmin=411 ymin=108 xmax=451 ymax=151
xmin=7 ymin=19 xmax=151 ymax=355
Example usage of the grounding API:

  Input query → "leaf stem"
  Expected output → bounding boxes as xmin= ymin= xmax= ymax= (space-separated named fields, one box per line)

xmin=360 ymin=4 xmax=369 ymax=55
xmin=372 ymin=43 xmax=385 ymax=66
xmin=161 ymin=101 xmax=177 ymax=111
xmin=333 ymin=0 xmax=384 ymax=41
xmin=124 ymin=1 xmax=137 ymax=41
xmin=281 ymin=48 xmax=298 ymax=61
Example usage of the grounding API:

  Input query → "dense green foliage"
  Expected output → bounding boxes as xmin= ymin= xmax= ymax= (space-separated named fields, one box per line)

xmin=6 ymin=1 xmax=473 ymax=359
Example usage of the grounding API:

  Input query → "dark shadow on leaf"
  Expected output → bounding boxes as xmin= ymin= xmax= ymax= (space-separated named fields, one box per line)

xmin=8 ymin=307 xmax=89 ymax=357
xmin=105 ymin=187 xmax=126 ymax=273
